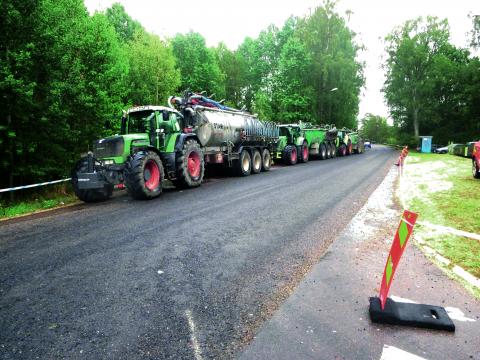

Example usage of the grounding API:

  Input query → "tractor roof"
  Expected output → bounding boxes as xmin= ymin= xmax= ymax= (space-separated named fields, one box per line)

xmin=127 ymin=105 xmax=176 ymax=114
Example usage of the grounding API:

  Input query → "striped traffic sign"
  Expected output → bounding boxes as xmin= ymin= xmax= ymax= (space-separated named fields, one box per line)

xmin=379 ymin=210 xmax=418 ymax=310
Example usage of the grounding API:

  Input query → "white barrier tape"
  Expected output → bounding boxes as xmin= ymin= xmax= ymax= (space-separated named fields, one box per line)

xmin=0 ymin=178 xmax=71 ymax=193
xmin=417 ymin=221 xmax=480 ymax=242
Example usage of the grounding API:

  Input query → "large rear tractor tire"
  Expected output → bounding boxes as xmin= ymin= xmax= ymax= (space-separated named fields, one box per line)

xmin=283 ymin=145 xmax=297 ymax=165
xmin=234 ymin=149 xmax=252 ymax=176
xmin=125 ymin=151 xmax=164 ymax=200
xmin=261 ymin=149 xmax=272 ymax=171
xmin=473 ymin=160 xmax=480 ymax=179
xmin=251 ymin=149 xmax=262 ymax=174
xmin=173 ymin=139 xmax=205 ymax=189
xmin=320 ymin=143 xmax=327 ymax=160
xmin=71 ymin=158 xmax=113 ymax=203
xmin=299 ymin=142 xmax=309 ymax=163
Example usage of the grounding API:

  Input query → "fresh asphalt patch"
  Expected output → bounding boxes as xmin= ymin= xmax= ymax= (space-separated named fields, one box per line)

xmin=1 ymin=146 xmax=397 ymax=359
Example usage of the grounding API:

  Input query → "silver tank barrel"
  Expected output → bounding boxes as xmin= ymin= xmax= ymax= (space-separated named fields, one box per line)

xmin=190 ymin=107 xmax=278 ymax=147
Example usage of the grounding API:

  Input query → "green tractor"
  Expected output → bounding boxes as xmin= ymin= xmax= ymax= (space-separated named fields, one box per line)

xmin=273 ymin=124 xmax=309 ymax=165
xmin=72 ymin=105 xmax=204 ymax=202
xmin=336 ymin=128 xmax=353 ymax=156
xmin=348 ymin=130 xmax=365 ymax=154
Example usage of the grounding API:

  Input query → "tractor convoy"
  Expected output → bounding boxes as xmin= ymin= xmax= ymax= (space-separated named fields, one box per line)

xmin=72 ymin=93 xmax=366 ymax=202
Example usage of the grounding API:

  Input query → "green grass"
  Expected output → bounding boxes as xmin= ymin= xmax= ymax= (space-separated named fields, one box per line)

xmin=0 ymin=185 xmax=78 ymax=219
xmin=401 ymin=152 xmax=480 ymax=279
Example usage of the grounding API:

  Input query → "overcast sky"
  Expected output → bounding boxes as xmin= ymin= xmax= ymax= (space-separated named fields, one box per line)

xmin=85 ymin=0 xmax=479 ymax=121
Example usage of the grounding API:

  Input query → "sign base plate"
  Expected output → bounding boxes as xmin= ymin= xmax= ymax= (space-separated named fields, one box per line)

xmin=369 ymin=297 xmax=455 ymax=332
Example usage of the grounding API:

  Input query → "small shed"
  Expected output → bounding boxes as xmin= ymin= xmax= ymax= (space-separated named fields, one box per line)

xmin=419 ymin=136 xmax=433 ymax=153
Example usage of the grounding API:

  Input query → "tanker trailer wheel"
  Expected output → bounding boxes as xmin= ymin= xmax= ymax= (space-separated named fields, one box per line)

xmin=261 ymin=149 xmax=272 ymax=171
xmin=283 ymin=145 xmax=297 ymax=165
xmin=251 ymin=149 xmax=262 ymax=174
xmin=125 ymin=151 xmax=164 ymax=200
xmin=174 ymin=139 xmax=205 ymax=188
xmin=235 ymin=149 xmax=252 ymax=176
xmin=300 ymin=142 xmax=309 ymax=163
xmin=326 ymin=143 xmax=332 ymax=159
xmin=71 ymin=157 xmax=113 ymax=203
xmin=330 ymin=143 xmax=337 ymax=158
xmin=320 ymin=144 xmax=327 ymax=160
xmin=473 ymin=160 xmax=480 ymax=179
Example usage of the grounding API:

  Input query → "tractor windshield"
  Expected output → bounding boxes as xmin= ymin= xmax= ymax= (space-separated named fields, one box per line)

xmin=127 ymin=111 xmax=155 ymax=134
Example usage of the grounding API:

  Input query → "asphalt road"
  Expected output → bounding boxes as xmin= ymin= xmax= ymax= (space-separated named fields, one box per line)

xmin=0 ymin=146 xmax=396 ymax=360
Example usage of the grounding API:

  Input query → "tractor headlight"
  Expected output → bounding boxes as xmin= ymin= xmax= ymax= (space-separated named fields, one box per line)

xmin=103 ymin=160 xmax=114 ymax=165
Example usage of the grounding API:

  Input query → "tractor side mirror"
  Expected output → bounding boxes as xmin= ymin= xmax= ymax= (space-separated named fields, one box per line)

xmin=162 ymin=111 xmax=169 ymax=121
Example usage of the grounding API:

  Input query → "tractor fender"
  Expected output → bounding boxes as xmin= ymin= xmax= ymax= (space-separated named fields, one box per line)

xmin=174 ymin=133 xmax=200 ymax=152
xmin=295 ymin=136 xmax=306 ymax=147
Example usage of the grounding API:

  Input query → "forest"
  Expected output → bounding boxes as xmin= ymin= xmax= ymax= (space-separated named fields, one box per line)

xmin=1 ymin=0 xmax=479 ymax=190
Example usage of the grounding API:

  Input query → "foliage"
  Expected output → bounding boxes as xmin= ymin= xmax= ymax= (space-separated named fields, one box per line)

xmin=172 ymin=32 xmax=225 ymax=99
xmin=126 ymin=31 xmax=180 ymax=105
xmin=360 ymin=114 xmax=392 ymax=143
xmin=383 ymin=17 xmax=480 ymax=144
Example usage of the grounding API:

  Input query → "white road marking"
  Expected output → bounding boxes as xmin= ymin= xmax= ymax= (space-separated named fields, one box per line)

xmin=185 ymin=310 xmax=203 ymax=360
xmin=417 ymin=221 xmax=480 ymax=242
xmin=452 ymin=265 xmax=480 ymax=288
xmin=390 ymin=296 xmax=476 ymax=322
xmin=445 ymin=307 xmax=476 ymax=322
xmin=380 ymin=345 xmax=427 ymax=360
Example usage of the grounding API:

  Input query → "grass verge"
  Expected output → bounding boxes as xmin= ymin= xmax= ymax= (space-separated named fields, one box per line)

xmin=0 ymin=184 xmax=78 ymax=220
xmin=399 ymin=152 xmax=480 ymax=281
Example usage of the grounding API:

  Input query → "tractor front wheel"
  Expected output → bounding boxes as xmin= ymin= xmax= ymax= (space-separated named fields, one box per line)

xmin=300 ymin=142 xmax=309 ymax=163
xmin=71 ymin=157 xmax=113 ymax=203
xmin=125 ymin=151 xmax=164 ymax=200
xmin=283 ymin=145 xmax=297 ymax=165
xmin=346 ymin=140 xmax=353 ymax=155
xmin=173 ymin=139 xmax=205 ymax=189
xmin=339 ymin=144 xmax=347 ymax=157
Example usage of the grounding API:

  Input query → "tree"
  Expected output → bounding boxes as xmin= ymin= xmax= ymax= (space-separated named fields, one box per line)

xmin=127 ymin=31 xmax=180 ymax=105
xmin=361 ymin=114 xmax=392 ymax=143
xmin=383 ymin=17 xmax=450 ymax=138
xmin=171 ymin=32 xmax=225 ymax=99
xmin=105 ymin=2 xmax=142 ymax=43
xmin=296 ymin=1 xmax=364 ymax=127
xmin=274 ymin=37 xmax=314 ymax=123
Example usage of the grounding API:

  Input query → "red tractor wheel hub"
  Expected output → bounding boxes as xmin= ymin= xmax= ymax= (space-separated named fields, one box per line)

xmin=144 ymin=160 xmax=160 ymax=190
xmin=188 ymin=151 xmax=201 ymax=178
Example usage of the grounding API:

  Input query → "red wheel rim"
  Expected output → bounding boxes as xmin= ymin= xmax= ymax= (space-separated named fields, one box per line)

xmin=144 ymin=160 xmax=160 ymax=190
xmin=291 ymin=148 xmax=297 ymax=163
xmin=342 ymin=146 xmax=346 ymax=156
xmin=188 ymin=151 xmax=201 ymax=178
xmin=349 ymin=144 xmax=352 ymax=153
xmin=303 ymin=146 xmax=308 ymax=160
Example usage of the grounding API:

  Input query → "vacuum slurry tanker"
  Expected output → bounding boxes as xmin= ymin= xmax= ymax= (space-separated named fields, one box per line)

xmin=72 ymin=93 xmax=279 ymax=201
